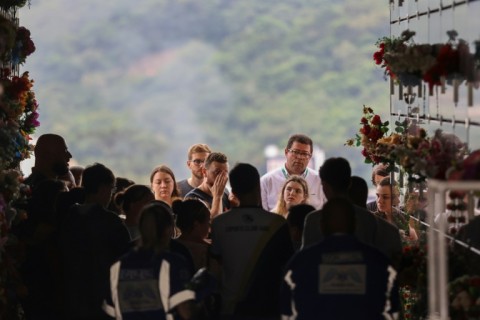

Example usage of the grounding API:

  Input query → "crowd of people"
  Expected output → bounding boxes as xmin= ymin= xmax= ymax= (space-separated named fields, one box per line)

xmin=9 ymin=132 xmax=480 ymax=320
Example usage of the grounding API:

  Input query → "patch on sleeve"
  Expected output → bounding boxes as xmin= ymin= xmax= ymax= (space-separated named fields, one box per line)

xmin=319 ymin=264 xmax=366 ymax=295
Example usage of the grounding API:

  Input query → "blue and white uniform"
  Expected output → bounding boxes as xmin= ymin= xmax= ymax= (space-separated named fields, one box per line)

xmin=104 ymin=249 xmax=195 ymax=320
xmin=281 ymin=234 xmax=399 ymax=320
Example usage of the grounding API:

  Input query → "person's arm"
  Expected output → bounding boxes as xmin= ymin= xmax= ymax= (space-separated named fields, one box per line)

xmin=209 ymin=172 xmax=228 ymax=218
xmin=260 ymin=176 xmax=269 ymax=210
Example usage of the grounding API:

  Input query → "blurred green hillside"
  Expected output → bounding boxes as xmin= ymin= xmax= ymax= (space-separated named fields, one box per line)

xmin=20 ymin=0 xmax=390 ymax=184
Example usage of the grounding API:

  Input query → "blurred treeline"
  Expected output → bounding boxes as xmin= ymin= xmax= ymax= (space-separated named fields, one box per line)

xmin=21 ymin=0 xmax=390 ymax=184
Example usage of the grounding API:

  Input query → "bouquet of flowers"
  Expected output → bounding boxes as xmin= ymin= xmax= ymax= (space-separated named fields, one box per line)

xmin=11 ymin=26 xmax=36 ymax=65
xmin=374 ymin=30 xmax=437 ymax=86
xmin=0 ymin=0 xmax=28 ymax=10
xmin=345 ymin=105 xmax=390 ymax=165
xmin=374 ymin=29 xmax=480 ymax=89
xmin=347 ymin=106 xmax=467 ymax=181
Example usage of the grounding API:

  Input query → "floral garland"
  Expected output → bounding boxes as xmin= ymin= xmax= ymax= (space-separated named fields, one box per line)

xmin=11 ymin=26 xmax=35 ymax=65
xmin=0 ymin=69 xmax=38 ymax=169
xmin=374 ymin=30 xmax=480 ymax=90
xmin=0 ymin=0 xmax=28 ymax=10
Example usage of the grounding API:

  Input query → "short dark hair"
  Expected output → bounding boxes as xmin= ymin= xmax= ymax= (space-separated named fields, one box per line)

xmin=319 ymin=157 xmax=351 ymax=192
xmin=320 ymin=197 xmax=356 ymax=235
xmin=205 ymin=152 xmax=228 ymax=169
xmin=348 ymin=176 xmax=369 ymax=208
xmin=371 ymin=164 xmax=390 ymax=186
xmin=139 ymin=201 xmax=174 ymax=249
xmin=229 ymin=163 xmax=260 ymax=195
xmin=81 ymin=163 xmax=115 ymax=194
xmin=172 ymin=199 xmax=210 ymax=233
xmin=286 ymin=134 xmax=313 ymax=152
xmin=114 ymin=184 xmax=153 ymax=213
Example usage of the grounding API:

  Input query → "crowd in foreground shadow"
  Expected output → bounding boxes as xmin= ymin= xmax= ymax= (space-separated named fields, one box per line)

xmin=8 ymin=133 xmax=480 ymax=320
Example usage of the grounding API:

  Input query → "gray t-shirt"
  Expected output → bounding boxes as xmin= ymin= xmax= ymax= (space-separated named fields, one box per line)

xmin=210 ymin=206 xmax=294 ymax=317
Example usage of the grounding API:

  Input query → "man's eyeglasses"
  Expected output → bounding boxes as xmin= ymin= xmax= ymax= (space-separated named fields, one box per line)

xmin=288 ymin=149 xmax=312 ymax=158
xmin=191 ymin=159 xmax=205 ymax=166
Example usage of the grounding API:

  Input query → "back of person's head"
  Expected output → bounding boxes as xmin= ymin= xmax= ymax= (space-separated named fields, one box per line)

xmin=114 ymin=184 xmax=153 ymax=214
xmin=204 ymin=152 xmax=228 ymax=169
xmin=287 ymin=204 xmax=315 ymax=232
xmin=319 ymin=157 xmax=351 ymax=193
xmin=188 ymin=143 xmax=211 ymax=159
xmin=229 ymin=163 xmax=260 ymax=196
xmin=139 ymin=200 xmax=174 ymax=250
xmin=81 ymin=163 xmax=115 ymax=195
xmin=371 ymin=164 xmax=390 ymax=186
xmin=286 ymin=133 xmax=313 ymax=150
xmin=115 ymin=177 xmax=135 ymax=193
xmin=109 ymin=177 xmax=136 ymax=213
xmin=378 ymin=176 xmax=398 ymax=188
xmin=172 ymin=199 xmax=210 ymax=233
xmin=320 ymin=197 xmax=356 ymax=235
xmin=348 ymin=176 xmax=369 ymax=208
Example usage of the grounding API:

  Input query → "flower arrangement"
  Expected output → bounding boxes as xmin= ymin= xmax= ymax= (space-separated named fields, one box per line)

xmin=345 ymin=105 xmax=390 ymax=164
xmin=374 ymin=30 xmax=480 ymax=89
xmin=11 ymin=26 xmax=35 ymax=65
xmin=398 ymin=243 xmax=428 ymax=319
xmin=0 ymin=7 xmax=38 ymax=319
xmin=0 ymin=69 xmax=38 ymax=169
xmin=0 ymin=0 xmax=28 ymax=10
xmin=449 ymin=275 xmax=480 ymax=319
xmin=374 ymin=30 xmax=437 ymax=86
xmin=346 ymin=106 xmax=467 ymax=182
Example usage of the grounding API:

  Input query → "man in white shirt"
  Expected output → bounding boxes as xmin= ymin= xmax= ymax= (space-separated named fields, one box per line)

xmin=260 ymin=133 xmax=326 ymax=211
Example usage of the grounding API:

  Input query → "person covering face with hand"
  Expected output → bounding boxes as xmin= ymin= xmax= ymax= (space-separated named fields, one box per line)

xmin=184 ymin=152 xmax=231 ymax=218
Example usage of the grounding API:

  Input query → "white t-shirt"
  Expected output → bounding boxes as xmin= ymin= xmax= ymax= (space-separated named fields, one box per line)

xmin=260 ymin=164 xmax=326 ymax=211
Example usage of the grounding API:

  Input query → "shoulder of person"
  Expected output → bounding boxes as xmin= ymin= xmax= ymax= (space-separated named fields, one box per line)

xmin=260 ymin=167 xmax=282 ymax=181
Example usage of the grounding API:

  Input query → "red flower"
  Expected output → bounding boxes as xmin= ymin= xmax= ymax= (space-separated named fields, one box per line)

xmin=361 ymin=148 xmax=369 ymax=158
xmin=360 ymin=125 xmax=371 ymax=135
xmin=368 ymin=127 xmax=383 ymax=141
xmin=371 ymin=115 xmax=382 ymax=126
xmin=373 ymin=51 xmax=384 ymax=65
xmin=360 ymin=117 xmax=368 ymax=124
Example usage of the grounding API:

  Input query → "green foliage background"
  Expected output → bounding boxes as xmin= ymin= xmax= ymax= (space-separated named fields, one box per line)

xmin=20 ymin=0 xmax=390 ymax=184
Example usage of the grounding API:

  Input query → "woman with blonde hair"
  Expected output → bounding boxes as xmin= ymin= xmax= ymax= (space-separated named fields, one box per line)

xmin=149 ymin=164 xmax=181 ymax=207
xmin=272 ymin=175 xmax=309 ymax=217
